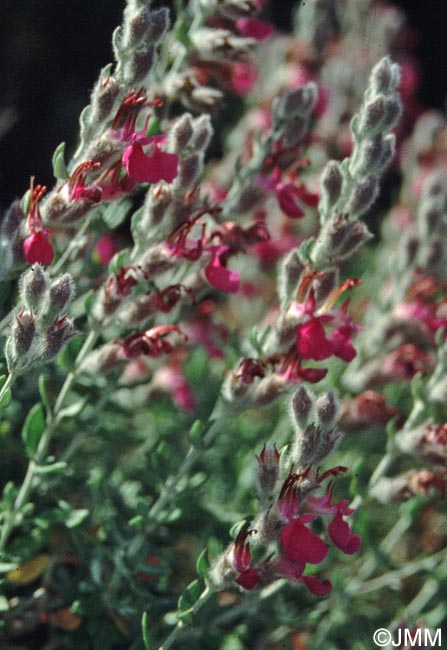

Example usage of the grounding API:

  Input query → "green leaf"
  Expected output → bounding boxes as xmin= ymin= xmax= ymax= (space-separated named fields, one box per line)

xmin=177 ymin=579 xmax=201 ymax=622
xmin=146 ymin=117 xmax=161 ymax=138
xmin=196 ymin=548 xmax=210 ymax=578
xmin=22 ymin=403 xmax=45 ymax=458
xmin=33 ymin=461 xmax=67 ymax=475
xmin=52 ymin=142 xmax=69 ymax=180
xmin=100 ymin=198 xmax=132 ymax=229
xmin=58 ymin=398 xmax=88 ymax=420
xmin=188 ymin=420 xmax=204 ymax=447
xmin=0 ymin=562 xmax=19 ymax=573
xmin=229 ymin=520 xmax=247 ymax=540
xmin=0 ymin=375 xmax=12 ymax=409
xmin=174 ymin=18 xmax=192 ymax=48
xmin=142 ymin=612 xmax=152 ymax=650
xmin=58 ymin=336 xmax=83 ymax=372
xmin=38 ymin=374 xmax=51 ymax=412
xmin=108 ymin=249 xmax=130 ymax=274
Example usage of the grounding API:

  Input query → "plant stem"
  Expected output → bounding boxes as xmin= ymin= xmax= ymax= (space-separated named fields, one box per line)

xmin=0 ymin=329 xmax=98 ymax=554
xmin=158 ymin=586 xmax=212 ymax=650
xmin=0 ymin=372 xmax=14 ymax=403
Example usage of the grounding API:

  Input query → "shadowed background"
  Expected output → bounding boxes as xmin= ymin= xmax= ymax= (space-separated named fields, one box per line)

xmin=0 ymin=0 xmax=446 ymax=208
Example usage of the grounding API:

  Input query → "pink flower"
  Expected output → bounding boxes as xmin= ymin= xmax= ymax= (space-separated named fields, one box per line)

xmin=94 ymin=234 xmax=118 ymax=266
xmin=22 ymin=180 xmax=54 ymax=266
xmin=204 ymin=246 xmax=240 ymax=294
xmin=280 ymin=518 xmax=328 ymax=564
xmin=231 ymin=62 xmax=258 ymax=95
xmin=122 ymin=142 xmax=178 ymax=184
xmin=302 ymin=575 xmax=332 ymax=596
xmin=235 ymin=568 xmax=260 ymax=589
xmin=23 ymin=230 xmax=54 ymax=266
xmin=330 ymin=325 xmax=358 ymax=362
xmin=296 ymin=317 xmax=334 ymax=361
xmin=328 ymin=512 xmax=361 ymax=555
xmin=153 ymin=363 xmax=196 ymax=413
xmin=235 ymin=17 xmax=274 ymax=41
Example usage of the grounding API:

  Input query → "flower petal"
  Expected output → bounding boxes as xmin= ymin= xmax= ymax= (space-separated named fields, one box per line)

xmin=123 ymin=142 xmax=178 ymax=184
xmin=205 ymin=258 xmax=240 ymax=293
xmin=296 ymin=318 xmax=334 ymax=361
xmin=328 ymin=513 xmax=361 ymax=554
xmin=281 ymin=519 xmax=328 ymax=564
xmin=302 ymin=575 xmax=332 ymax=596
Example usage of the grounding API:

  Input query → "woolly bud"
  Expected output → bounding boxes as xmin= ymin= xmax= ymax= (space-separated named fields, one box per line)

xmin=382 ymin=96 xmax=402 ymax=131
xmin=256 ymin=444 xmax=280 ymax=499
xmin=355 ymin=134 xmax=385 ymax=175
xmin=174 ymin=154 xmax=203 ymax=191
xmin=169 ymin=114 xmax=194 ymax=153
xmin=281 ymin=115 xmax=308 ymax=147
xmin=320 ymin=160 xmax=343 ymax=212
xmin=148 ymin=8 xmax=169 ymax=42
xmin=11 ymin=311 xmax=36 ymax=357
xmin=371 ymin=56 xmax=400 ymax=94
xmin=275 ymin=83 xmax=317 ymax=120
xmin=291 ymin=386 xmax=314 ymax=429
xmin=1 ymin=199 xmax=23 ymax=239
xmin=128 ymin=7 xmax=152 ymax=44
xmin=316 ymin=391 xmax=338 ymax=427
xmin=127 ymin=45 xmax=155 ymax=82
xmin=277 ymin=249 xmax=304 ymax=307
xmin=21 ymin=265 xmax=48 ymax=311
xmin=89 ymin=69 xmax=121 ymax=125
xmin=370 ymin=475 xmax=411 ymax=503
xmin=336 ymin=220 xmax=373 ymax=259
xmin=358 ymin=96 xmax=386 ymax=137
xmin=314 ymin=268 xmax=339 ymax=302
xmin=43 ymin=318 xmax=75 ymax=360
xmin=191 ymin=115 xmax=213 ymax=151
xmin=398 ymin=235 xmax=419 ymax=270
xmin=49 ymin=274 xmax=75 ymax=313
xmin=345 ymin=176 xmax=379 ymax=218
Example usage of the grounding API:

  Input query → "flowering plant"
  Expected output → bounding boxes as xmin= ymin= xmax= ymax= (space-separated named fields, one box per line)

xmin=0 ymin=1 xmax=446 ymax=648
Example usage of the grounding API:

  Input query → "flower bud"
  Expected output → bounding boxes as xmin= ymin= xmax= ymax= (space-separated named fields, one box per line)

xmin=371 ymin=56 xmax=400 ymax=94
xmin=345 ymin=176 xmax=379 ymax=218
xmin=275 ymin=83 xmax=317 ymax=120
xmin=191 ymin=115 xmax=213 ymax=151
xmin=382 ymin=96 xmax=402 ymax=131
xmin=126 ymin=45 xmax=155 ymax=82
xmin=39 ymin=274 xmax=75 ymax=326
xmin=43 ymin=318 xmax=75 ymax=360
xmin=290 ymin=386 xmax=314 ymax=429
xmin=21 ymin=265 xmax=48 ymax=311
xmin=256 ymin=444 xmax=280 ymax=499
xmin=281 ymin=115 xmax=308 ymax=147
xmin=89 ymin=69 xmax=121 ymax=126
xmin=174 ymin=154 xmax=203 ymax=191
xmin=316 ymin=391 xmax=338 ymax=427
xmin=277 ymin=249 xmax=304 ymax=307
xmin=359 ymin=96 xmax=386 ymax=136
xmin=11 ymin=311 xmax=36 ymax=357
xmin=314 ymin=268 xmax=339 ymax=302
xmin=320 ymin=160 xmax=343 ymax=211
xmin=169 ymin=114 xmax=194 ymax=153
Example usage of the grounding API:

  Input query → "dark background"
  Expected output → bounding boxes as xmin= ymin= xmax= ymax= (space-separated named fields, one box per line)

xmin=1 ymin=0 xmax=447 ymax=208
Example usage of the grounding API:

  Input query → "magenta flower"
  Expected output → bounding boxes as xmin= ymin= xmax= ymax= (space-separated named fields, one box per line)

xmin=296 ymin=317 xmax=334 ymax=361
xmin=22 ymin=181 xmax=54 ymax=266
xmin=281 ymin=518 xmax=328 ymax=565
xmin=231 ymin=62 xmax=258 ymax=95
xmin=23 ymin=230 xmax=54 ymax=266
xmin=122 ymin=141 xmax=179 ymax=184
xmin=204 ymin=246 xmax=240 ymax=294
xmin=302 ymin=575 xmax=333 ymax=597
xmin=328 ymin=512 xmax=362 ymax=555
xmin=235 ymin=17 xmax=274 ymax=41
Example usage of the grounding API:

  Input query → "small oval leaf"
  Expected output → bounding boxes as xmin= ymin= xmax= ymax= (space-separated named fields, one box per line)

xmin=22 ymin=403 xmax=46 ymax=457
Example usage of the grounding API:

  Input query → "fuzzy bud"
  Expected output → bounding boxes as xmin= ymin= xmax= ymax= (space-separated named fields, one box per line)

xmin=89 ymin=69 xmax=121 ymax=126
xmin=359 ymin=96 xmax=386 ymax=136
xmin=256 ymin=444 xmax=280 ymax=499
xmin=21 ymin=265 xmax=48 ymax=311
xmin=43 ymin=318 xmax=75 ymax=360
xmin=320 ymin=160 xmax=343 ymax=215
xmin=281 ymin=115 xmax=308 ymax=147
xmin=382 ymin=96 xmax=402 ymax=131
xmin=127 ymin=45 xmax=155 ymax=82
xmin=314 ymin=268 xmax=339 ymax=302
xmin=11 ymin=311 xmax=36 ymax=357
xmin=191 ymin=115 xmax=213 ymax=151
xmin=291 ymin=386 xmax=314 ymax=429
xmin=371 ymin=56 xmax=400 ymax=94
xmin=275 ymin=83 xmax=317 ymax=120
xmin=174 ymin=154 xmax=203 ymax=191
xmin=169 ymin=114 xmax=194 ymax=153
xmin=345 ymin=176 xmax=379 ymax=218
xmin=316 ymin=391 xmax=339 ymax=427
xmin=277 ymin=249 xmax=304 ymax=307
